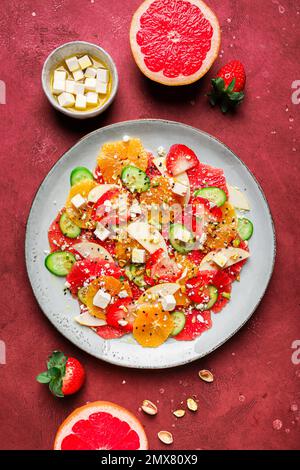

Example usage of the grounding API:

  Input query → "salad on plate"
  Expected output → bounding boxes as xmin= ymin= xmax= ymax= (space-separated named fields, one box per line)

xmin=45 ymin=137 xmax=253 ymax=347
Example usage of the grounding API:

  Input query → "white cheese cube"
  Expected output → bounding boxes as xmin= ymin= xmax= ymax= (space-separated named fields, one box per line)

xmin=94 ymin=222 xmax=110 ymax=241
xmin=92 ymin=58 xmax=105 ymax=69
xmin=74 ymin=83 xmax=85 ymax=95
xmin=54 ymin=70 xmax=67 ymax=81
xmin=85 ymin=77 xmax=97 ymax=91
xmin=213 ymin=252 xmax=228 ymax=268
xmin=73 ymin=69 xmax=84 ymax=81
xmin=175 ymin=227 xmax=191 ymax=243
xmin=86 ymin=91 xmax=98 ymax=106
xmin=92 ymin=289 xmax=111 ymax=309
xmin=65 ymin=56 xmax=80 ymax=72
xmin=96 ymin=68 xmax=109 ymax=83
xmin=129 ymin=203 xmax=142 ymax=219
xmin=131 ymin=248 xmax=146 ymax=264
xmin=71 ymin=193 xmax=86 ymax=209
xmin=75 ymin=94 xmax=87 ymax=110
xmin=85 ymin=67 xmax=97 ymax=78
xmin=52 ymin=79 xmax=65 ymax=95
xmin=65 ymin=79 xmax=76 ymax=94
xmin=118 ymin=290 xmax=129 ymax=298
xmin=57 ymin=92 xmax=75 ymax=108
xmin=172 ymin=181 xmax=188 ymax=196
xmin=161 ymin=294 xmax=176 ymax=312
xmin=96 ymin=81 xmax=108 ymax=94
xmin=78 ymin=54 xmax=92 ymax=70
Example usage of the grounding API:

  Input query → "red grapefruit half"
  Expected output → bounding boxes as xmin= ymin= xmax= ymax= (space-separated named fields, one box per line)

xmin=130 ymin=0 xmax=221 ymax=86
xmin=54 ymin=401 xmax=148 ymax=450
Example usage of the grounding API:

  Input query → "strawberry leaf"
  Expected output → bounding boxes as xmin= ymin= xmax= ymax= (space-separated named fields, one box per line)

xmin=36 ymin=372 xmax=51 ymax=384
xmin=36 ymin=350 xmax=67 ymax=398
xmin=226 ymin=78 xmax=236 ymax=94
xmin=47 ymin=351 xmax=67 ymax=369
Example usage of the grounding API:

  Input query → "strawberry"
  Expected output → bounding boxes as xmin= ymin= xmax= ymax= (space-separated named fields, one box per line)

xmin=209 ymin=60 xmax=246 ymax=113
xmin=36 ymin=351 xmax=85 ymax=397
xmin=95 ymin=324 xmax=127 ymax=339
xmin=106 ymin=298 xmax=135 ymax=332
xmin=166 ymin=144 xmax=198 ymax=176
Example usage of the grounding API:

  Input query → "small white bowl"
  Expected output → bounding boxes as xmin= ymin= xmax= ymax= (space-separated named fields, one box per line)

xmin=41 ymin=41 xmax=118 ymax=119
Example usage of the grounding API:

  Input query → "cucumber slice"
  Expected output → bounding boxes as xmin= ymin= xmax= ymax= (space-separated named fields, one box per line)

xmin=78 ymin=286 xmax=88 ymax=305
xmin=169 ymin=223 xmax=195 ymax=254
xmin=194 ymin=187 xmax=227 ymax=207
xmin=171 ymin=311 xmax=186 ymax=336
xmin=202 ymin=285 xmax=218 ymax=310
xmin=125 ymin=264 xmax=148 ymax=288
xmin=70 ymin=167 xmax=94 ymax=186
xmin=237 ymin=218 xmax=253 ymax=240
xmin=121 ymin=165 xmax=150 ymax=193
xmin=45 ymin=251 xmax=76 ymax=276
xmin=59 ymin=213 xmax=81 ymax=238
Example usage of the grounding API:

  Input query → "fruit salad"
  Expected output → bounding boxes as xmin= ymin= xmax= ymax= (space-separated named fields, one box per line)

xmin=45 ymin=137 xmax=253 ymax=347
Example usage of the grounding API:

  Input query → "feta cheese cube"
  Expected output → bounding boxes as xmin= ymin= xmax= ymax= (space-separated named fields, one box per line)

xmin=96 ymin=68 xmax=109 ymax=83
xmin=54 ymin=70 xmax=67 ymax=81
xmin=85 ymin=77 xmax=97 ymax=91
xmin=129 ymin=202 xmax=142 ymax=219
xmin=86 ymin=91 xmax=98 ymax=106
xmin=161 ymin=294 xmax=176 ymax=312
xmin=213 ymin=252 xmax=228 ymax=268
xmin=78 ymin=54 xmax=92 ymax=70
xmin=172 ymin=181 xmax=188 ymax=196
xmin=65 ymin=79 xmax=76 ymax=94
xmin=65 ymin=56 xmax=80 ymax=72
xmin=96 ymin=81 xmax=108 ymax=94
xmin=73 ymin=69 xmax=84 ymax=81
xmin=52 ymin=79 xmax=65 ymax=95
xmin=75 ymin=94 xmax=87 ymax=110
xmin=94 ymin=222 xmax=110 ymax=241
xmin=57 ymin=92 xmax=75 ymax=108
xmin=92 ymin=289 xmax=111 ymax=309
xmin=175 ymin=227 xmax=191 ymax=243
xmin=71 ymin=193 xmax=86 ymax=209
xmin=74 ymin=82 xmax=85 ymax=95
xmin=131 ymin=248 xmax=146 ymax=264
xmin=92 ymin=58 xmax=105 ymax=69
xmin=85 ymin=67 xmax=97 ymax=78
xmin=118 ymin=290 xmax=129 ymax=298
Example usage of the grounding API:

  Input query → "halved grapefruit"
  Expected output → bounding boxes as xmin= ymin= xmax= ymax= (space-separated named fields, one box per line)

xmin=130 ymin=0 xmax=221 ymax=86
xmin=54 ymin=401 xmax=148 ymax=450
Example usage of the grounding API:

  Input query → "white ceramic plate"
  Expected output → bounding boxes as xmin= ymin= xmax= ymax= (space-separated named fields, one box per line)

xmin=25 ymin=120 xmax=276 ymax=369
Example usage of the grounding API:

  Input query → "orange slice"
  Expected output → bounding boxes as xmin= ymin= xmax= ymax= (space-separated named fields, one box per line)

xmin=140 ymin=175 xmax=182 ymax=208
xmin=97 ymin=138 xmax=148 ymax=183
xmin=65 ymin=180 xmax=98 ymax=229
xmin=85 ymin=276 xmax=132 ymax=319
xmin=205 ymin=202 xmax=237 ymax=251
xmin=133 ymin=304 xmax=174 ymax=347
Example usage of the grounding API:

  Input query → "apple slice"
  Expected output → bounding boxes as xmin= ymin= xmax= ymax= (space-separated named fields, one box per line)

xmin=73 ymin=241 xmax=113 ymax=262
xmin=200 ymin=247 xmax=250 ymax=270
xmin=228 ymin=186 xmax=250 ymax=211
xmin=88 ymin=184 xmax=119 ymax=203
xmin=74 ymin=310 xmax=107 ymax=327
xmin=137 ymin=282 xmax=180 ymax=304
xmin=127 ymin=221 xmax=168 ymax=253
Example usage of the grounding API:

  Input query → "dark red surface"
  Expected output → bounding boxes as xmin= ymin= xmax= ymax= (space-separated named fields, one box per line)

xmin=0 ymin=0 xmax=299 ymax=450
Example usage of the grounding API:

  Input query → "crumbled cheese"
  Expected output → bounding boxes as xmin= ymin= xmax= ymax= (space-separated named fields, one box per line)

xmin=71 ymin=193 xmax=86 ymax=209
xmin=123 ymin=135 xmax=130 ymax=142
xmin=118 ymin=319 xmax=128 ymax=327
xmin=132 ymin=248 xmax=146 ymax=264
xmin=92 ymin=289 xmax=111 ymax=309
xmin=157 ymin=146 xmax=166 ymax=157
xmin=118 ymin=290 xmax=129 ymax=298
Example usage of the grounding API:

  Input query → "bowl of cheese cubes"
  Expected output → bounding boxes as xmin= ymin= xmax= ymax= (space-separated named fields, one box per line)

xmin=42 ymin=41 xmax=118 ymax=119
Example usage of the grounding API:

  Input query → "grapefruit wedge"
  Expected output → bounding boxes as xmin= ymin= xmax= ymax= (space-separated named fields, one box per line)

xmin=130 ymin=0 xmax=221 ymax=86
xmin=54 ymin=401 xmax=148 ymax=450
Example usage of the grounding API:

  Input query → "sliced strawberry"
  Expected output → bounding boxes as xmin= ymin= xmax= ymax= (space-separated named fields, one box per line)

xmin=186 ymin=271 xmax=216 ymax=303
xmin=166 ymin=144 xmax=198 ymax=176
xmin=106 ymin=298 xmax=135 ymax=332
xmin=174 ymin=309 xmax=212 ymax=341
xmin=66 ymin=259 xmax=121 ymax=294
xmin=95 ymin=325 xmax=127 ymax=339
xmin=187 ymin=162 xmax=228 ymax=196
xmin=92 ymin=188 xmax=120 ymax=223
xmin=144 ymin=248 xmax=182 ymax=285
xmin=192 ymin=196 xmax=222 ymax=221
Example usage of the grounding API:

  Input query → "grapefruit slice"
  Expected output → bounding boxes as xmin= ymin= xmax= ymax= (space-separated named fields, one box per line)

xmin=54 ymin=401 xmax=148 ymax=450
xmin=130 ymin=0 xmax=221 ymax=86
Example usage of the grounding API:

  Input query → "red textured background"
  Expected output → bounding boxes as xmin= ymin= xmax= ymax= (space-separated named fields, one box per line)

xmin=0 ymin=0 xmax=299 ymax=450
